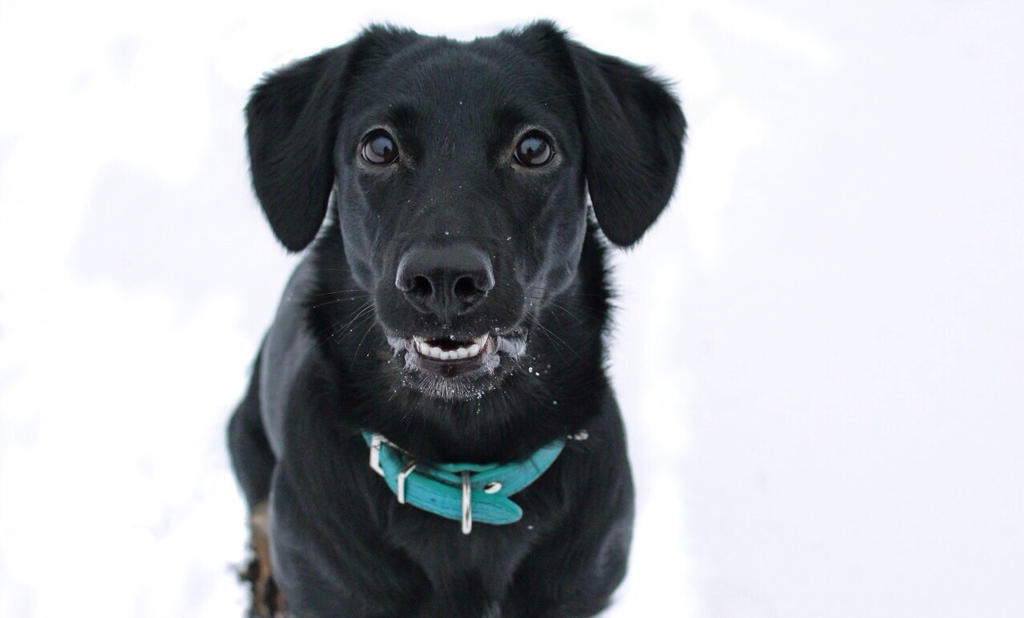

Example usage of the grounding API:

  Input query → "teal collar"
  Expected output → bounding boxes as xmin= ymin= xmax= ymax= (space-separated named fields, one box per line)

xmin=362 ymin=431 xmax=569 ymax=535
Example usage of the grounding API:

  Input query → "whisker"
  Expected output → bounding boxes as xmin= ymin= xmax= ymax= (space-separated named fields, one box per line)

xmin=524 ymin=286 xmax=602 ymax=321
xmin=318 ymin=302 xmax=375 ymax=347
xmin=531 ymin=319 xmax=580 ymax=360
xmin=520 ymin=291 xmax=596 ymax=324
xmin=309 ymin=288 xmax=370 ymax=298
xmin=349 ymin=317 xmax=381 ymax=368
xmin=310 ymin=295 xmax=371 ymax=309
xmin=546 ymin=300 xmax=586 ymax=325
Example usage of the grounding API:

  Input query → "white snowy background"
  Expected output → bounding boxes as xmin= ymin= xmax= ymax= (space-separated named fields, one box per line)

xmin=1 ymin=1 xmax=1022 ymax=616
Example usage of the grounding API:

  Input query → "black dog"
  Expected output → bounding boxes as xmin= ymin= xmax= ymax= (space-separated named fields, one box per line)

xmin=227 ymin=21 xmax=684 ymax=617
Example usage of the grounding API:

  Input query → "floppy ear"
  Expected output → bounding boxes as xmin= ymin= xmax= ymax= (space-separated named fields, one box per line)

xmin=568 ymin=42 xmax=686 ymax=247
xmin=246 ymin=28 xmax=422 ymax=251
xmin=245 ymin=46 xmax=348 ymax=251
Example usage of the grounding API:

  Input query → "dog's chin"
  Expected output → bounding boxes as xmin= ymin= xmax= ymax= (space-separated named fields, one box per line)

xmin=385 ymin=330 xmax=528 ymax=401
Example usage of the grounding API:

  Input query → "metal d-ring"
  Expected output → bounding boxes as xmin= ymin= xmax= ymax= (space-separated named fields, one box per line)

xmin=461 ymin=471 xmax=472 ymax=535
xmin=396 ymin=461 xmax=417 ymax=504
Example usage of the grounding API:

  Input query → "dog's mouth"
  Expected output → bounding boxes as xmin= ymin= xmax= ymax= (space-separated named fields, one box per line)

xmin=385 ymin=330 xmax=528 ymax=399
xmin=412 ymin=333 xmax=490 ymax=362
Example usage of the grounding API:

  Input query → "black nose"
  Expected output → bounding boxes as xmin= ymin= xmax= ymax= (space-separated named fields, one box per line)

xmin=395 ymin=244 xmax=495 ymax=319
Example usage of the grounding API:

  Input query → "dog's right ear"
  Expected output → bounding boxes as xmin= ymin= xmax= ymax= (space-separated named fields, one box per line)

xmin=246 ymin=28 xmax=418 ymax=252
xmin=245 ymin=47 xmax=346 ymax=252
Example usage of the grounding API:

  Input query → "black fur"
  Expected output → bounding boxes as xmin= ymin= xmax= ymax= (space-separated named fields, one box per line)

xmin=228 ymin=21 xmax=685 ymax=617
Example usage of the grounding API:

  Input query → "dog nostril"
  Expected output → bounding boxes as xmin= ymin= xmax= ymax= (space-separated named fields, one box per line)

xmin=453 ymin=275 xmax=480 ymax=300
xmin=410 ymin=275 xmax=433 ymax=298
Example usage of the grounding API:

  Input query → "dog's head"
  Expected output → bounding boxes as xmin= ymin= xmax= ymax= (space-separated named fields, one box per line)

xmin=246 ymin=22 xmax=684 ymax=400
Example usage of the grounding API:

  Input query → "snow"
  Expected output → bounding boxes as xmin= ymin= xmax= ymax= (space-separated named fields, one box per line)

xmin=2 ymin=1 xmax=1023 ymax=616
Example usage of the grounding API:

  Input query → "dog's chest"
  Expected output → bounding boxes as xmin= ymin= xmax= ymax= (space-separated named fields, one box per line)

xmin=384 ymin=500 xmax=549 ymax=587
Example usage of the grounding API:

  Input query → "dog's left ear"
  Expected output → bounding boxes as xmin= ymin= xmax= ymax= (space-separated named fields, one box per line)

xmin=566 ymin=37 xmax=686 ymax=247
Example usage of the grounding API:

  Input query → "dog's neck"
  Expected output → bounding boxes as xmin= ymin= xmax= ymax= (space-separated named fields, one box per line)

xmin=302 ymin=217 xmax=612 ymax=464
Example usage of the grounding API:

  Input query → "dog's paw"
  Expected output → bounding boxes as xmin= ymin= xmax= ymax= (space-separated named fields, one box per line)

xmin=237 ymin=502 xmax=285 ymax=617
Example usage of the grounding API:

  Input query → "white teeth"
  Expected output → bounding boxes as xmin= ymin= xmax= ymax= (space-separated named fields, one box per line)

xmin=411 ymin=334 xmax=489 ymax=360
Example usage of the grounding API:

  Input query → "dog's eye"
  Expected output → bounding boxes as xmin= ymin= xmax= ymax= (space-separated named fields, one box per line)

xmin=514 ymin=132 xmax=553 ymax=167
xmin=361 ymin=130 xmax=399 ymax=165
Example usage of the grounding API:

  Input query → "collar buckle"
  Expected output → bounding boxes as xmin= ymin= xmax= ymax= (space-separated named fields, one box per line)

xmin=368 ymin=433 xmax=385 ymax=477
xmin=396 ymin=461 xmax=417 ymax=504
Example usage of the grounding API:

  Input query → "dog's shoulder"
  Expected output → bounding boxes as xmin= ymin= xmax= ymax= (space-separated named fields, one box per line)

xmin=258 ymin=254 xmax=324 ymax=456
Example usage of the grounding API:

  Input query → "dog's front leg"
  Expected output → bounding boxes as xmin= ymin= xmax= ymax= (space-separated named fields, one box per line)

xmin=266 ymin=466 xmax=437 ymax=617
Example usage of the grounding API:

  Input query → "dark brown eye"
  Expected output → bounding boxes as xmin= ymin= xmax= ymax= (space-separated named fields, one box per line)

xmin=361 ymin=129 xmax=398 ymax=165
xmin=514 ymin=132 xmax=553 ymax=167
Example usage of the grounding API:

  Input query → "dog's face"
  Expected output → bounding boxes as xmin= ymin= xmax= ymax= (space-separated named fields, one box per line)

xmin=336 ymin=36 xmax=590 ymax=398
xmin=245 ymin=23 xmax=685 ymax=400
